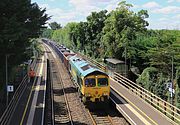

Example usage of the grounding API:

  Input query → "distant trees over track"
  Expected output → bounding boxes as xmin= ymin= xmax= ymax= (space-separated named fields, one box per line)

xmin=41 ymin=1 xmax=180 ymax=107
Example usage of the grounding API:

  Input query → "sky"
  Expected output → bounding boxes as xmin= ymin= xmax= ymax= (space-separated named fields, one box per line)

xmin=31 ymin=0 xmax=180 ymax=30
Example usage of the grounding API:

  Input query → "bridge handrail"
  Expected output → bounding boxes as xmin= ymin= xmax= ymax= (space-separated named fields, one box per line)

xmin=77 ymin=52 xmax=107 ymax=72
xmin=49 ymin=42 xmax=180 ymax=124
xmin=79 ymin=53 xmax=180 ymax=124
xmin=114 ymin=72 xmax=180 ymax=112
xmin=113 ymin=72 xmax=180 ymax=124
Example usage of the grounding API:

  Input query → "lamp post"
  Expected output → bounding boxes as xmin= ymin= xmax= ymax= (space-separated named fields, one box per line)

xmin=125 ymin=45 xmax=127 ymax=77
xmin=5 ymin=53 xmax=13 ymax=107
xmin=5 ymin=54 xmax=9 ymax=107
xmin=171 ymin=55 xmax=174 ymax=105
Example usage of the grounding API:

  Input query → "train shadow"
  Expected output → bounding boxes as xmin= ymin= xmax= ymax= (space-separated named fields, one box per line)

xmin=86 ymin=102 xmax=109 ymax=111
xmin=87 ymin=101 xmax=126 ymax=120
xmin=53 ymin=100 xmax=89 ymax=125
xmin=53 ymin=86 xmax=77 ymax=96
xmin=85 ymin=91 xmax=129 ymax=111
xmin=110 ymin=91 xmax=128 ymax=105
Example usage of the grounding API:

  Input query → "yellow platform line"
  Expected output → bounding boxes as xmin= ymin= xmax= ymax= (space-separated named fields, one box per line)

xmin=20 ymin=56 xmax=44 ymax=125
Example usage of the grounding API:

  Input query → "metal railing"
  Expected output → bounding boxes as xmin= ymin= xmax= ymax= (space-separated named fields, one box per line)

xmin=76 ymin=52 xmax=107 ymax=72
xmin=0 ymin=55 xmax=38 ymax=124
xmin=47 ymin=41 xmax=180 ymax=124
xmin=113 ymin=72 xmax=180 ymax=124
xmin=81 ymin=54 xmax=180 ymax=124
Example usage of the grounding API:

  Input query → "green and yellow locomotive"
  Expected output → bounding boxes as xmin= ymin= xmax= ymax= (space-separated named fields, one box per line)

xmin=69 ymin=56 xmax=110 ymax=104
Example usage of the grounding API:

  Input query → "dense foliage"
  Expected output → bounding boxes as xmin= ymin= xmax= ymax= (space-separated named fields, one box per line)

xmin=42 ymin=1 xmax=180 ymax=106
xmin=101 ymin=2 xmax=148 ymax=60
xmin=41 ymin=28 xmax=54 ymax=39
xmin=49 ymin=22 xmax=62 ymax=30
xmin=0 ymin=0 xmax=49 ymax=87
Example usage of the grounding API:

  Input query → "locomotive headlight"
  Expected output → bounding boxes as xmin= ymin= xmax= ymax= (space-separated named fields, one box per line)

xmin=85 ymin=93 xmax=91 ymax=97
xmin=102 ymin=92 xmax=109 ymax=96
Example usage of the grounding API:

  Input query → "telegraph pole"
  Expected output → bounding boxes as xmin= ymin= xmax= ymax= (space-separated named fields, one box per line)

xmin=5 ymin=53 xmax=13 ymax=107
xmin=125 ymin=45 xmax=127 ymax=77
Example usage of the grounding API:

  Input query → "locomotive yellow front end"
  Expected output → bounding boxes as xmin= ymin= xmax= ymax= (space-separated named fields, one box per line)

xmin=81 ymin=74 xmax=110 ymax=103
xmin=69 ymin=56 xmax=110 ymax=104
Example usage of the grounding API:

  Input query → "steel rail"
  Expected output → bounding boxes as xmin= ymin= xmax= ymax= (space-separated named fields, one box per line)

xmin=87 ymin=109 xmax=114 ymax=125
xmin=54 ymin=57 xmax=74 ymax=125
xmin=43 ymin=43 xmax=74 ymax=125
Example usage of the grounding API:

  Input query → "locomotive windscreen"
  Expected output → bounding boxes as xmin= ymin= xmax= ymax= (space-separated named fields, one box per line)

xmin=85 ymin=71 xmax=107 ymax=77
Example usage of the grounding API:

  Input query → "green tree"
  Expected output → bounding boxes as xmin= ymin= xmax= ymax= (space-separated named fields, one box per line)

xmin=85 ymin=10 xmax=108 ymax=58
xmin=49 ymin=22 xmax=62 ymax=30
xmin=136 ymin=67 xmax=157 ymax=91
xmin=175 ymin=67 xmax=180 ymax=108
xmin=0 ymin=0 xmax=49 ymax=85
xmin=101 ymin=1 xmax=149 ymax=61
xmin=136 ymin=30 xmax=180 ymax=103
xmin=41 ymin=28 xmax=53 ymax=38
xmin=146 ymin=31 xmax=180 ymax=76
xmin=66 ymin=22 xmax=79 ymax=49
xmin=130 ymin=30 xmax=158 ymax=71
xmin=75 ymin=22 xmax=88 ymax=52
xmin=51 ymin=22 xmax=78 ymax=49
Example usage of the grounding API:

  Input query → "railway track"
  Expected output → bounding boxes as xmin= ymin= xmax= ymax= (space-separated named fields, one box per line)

xmin=43 ymin=41 xmax=129 ymax=125
xmin=44 ymin=43 xmax=92 ymax=124
xmin=44 ymin=45 xmax=73 ymax=124
xmin=87 ymin=105 xmax=129 ymax=125
xmin=88 ymin=110 xmax=113 ymax=125
xmin=51 ymin=59 xmax=73 ymax=124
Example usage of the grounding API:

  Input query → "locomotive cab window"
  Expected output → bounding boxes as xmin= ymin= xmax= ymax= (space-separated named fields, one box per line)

xmin=85 ymin=78 xmax=96 ymax=87
xmin=98 ymin=78 xmax=108 ymax=86
xmin=69 ymin=65 xmax=71 ymax=71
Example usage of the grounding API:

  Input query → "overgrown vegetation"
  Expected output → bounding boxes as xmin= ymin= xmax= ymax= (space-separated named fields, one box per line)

xmin=41 ymin=1 xmax=180 ymax=106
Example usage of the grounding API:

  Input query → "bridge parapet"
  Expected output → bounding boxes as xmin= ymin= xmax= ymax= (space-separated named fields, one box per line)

xmin=113 ymin=72 xmax=180 ymax=124
xmin=79 ymin=52 xmax=180 ymax=124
